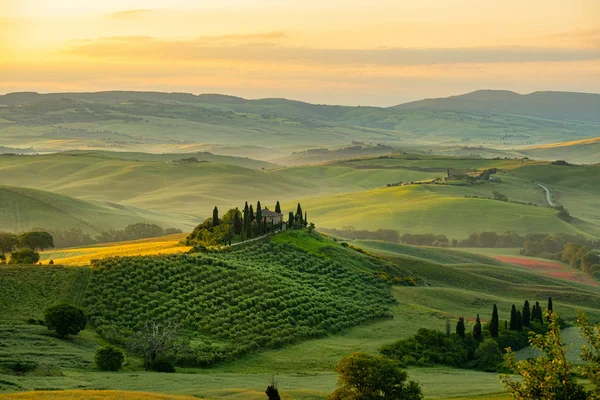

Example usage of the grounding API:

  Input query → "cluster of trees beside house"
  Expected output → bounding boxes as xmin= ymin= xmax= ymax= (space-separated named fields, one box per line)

xmin=186 ymin=201 xmax=310 ymax=247
xmin=381 ymin=298 xmax=555 ymax=373
xmin=0 ymin=230 xmax=54 ymax=264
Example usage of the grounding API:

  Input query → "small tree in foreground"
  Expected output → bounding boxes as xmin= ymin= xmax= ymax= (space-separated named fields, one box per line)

xmin=95 ymin=345 xmax=125 ymax=371
xmin=577 ymin=311 xmax=600 ymax=397
xmin=501 ymin=312 xmax=587 ymax=400
xmin=129 ymin=321 xmax=180 ymax=371
xmin=266 ymin=377 xmax=281 ymax=400
xmin=44 ymin=303 xmax=87 ymax=339
xmin=328 ymin=352 xmax=423 ymax=400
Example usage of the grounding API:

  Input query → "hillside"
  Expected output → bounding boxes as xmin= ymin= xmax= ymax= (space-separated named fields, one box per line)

xmin=0 ymin=186 xmax=194 ymax=234
xmin=1 ymin=90 xmax=598 ymax=155
xmin=2 ymin=231 xmax=600 ymax=399
xmin=523 ymin=137 xmax=600 ymax=165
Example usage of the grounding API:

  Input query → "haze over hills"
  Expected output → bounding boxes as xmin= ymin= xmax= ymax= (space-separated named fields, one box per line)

xmin=1 ymin=90 xmax=598 ymax=157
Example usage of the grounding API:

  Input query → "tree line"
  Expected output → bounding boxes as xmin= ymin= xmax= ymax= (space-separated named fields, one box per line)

xmin=0 ymin=231 xmax=54 ymax=264
xmin=186 ymin=200 xmax=311 ymax=247
xmin=381 ymin=298 xmax=555 ymax=373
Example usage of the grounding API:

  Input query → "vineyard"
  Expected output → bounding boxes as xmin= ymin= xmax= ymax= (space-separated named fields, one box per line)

xmin=85 ymin=235 xmax=396 ymax=365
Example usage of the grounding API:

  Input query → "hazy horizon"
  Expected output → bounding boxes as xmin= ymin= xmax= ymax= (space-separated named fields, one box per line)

xmin=2 ymin=0 xmax=598 ymax=106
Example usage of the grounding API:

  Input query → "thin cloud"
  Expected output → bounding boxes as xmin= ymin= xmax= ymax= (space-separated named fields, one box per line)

xmin=64 ymin=36 xmax=600 ymax=65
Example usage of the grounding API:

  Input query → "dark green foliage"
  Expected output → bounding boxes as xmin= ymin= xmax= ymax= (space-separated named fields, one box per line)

xmin=321 ymin=228 xmax=400 ymax=243
xmin=547 ymin=297 xmax=553 ymax=314
xmin=516 ymin=311 xmax=523 ymax=331
xmin=266 ymin=380 xmax=281 ymax=400
xmin=475 ymin=338 xmax=503 ymax=372
xmin=457 ymin=231 xmax=524 ymax=248
xmin=0 ymin=232 xmax=18 ymax=254
xmin=8 ymin=248 xmax=40 ymax=264
xmin=380 ymin=329 xmax=469 ymax=368
xmin=213 ymin=206 xmax=219 ymax=227
xmin=533 ymin=301 xmax=544 ymax=325
xmin=149 ymin=356 xmax=175 ymax=373
xmin=95 ymin=345 xmax=125 ymax=371
xmin=522 ymin=300 xmax=531 ymax=328
xmin=86 ymin=241 xmax=393 ymax=366
xmin=247 ymin=205 xmax=254 ymax=238
xmin=510 ymin=305 xmax=518 ymax=331
xmin=401 ymin=233 xmax=449 ymax=247
xmin=95 ymin=223 xmax=176 ymax=244
xmin=288 ymin=212 xmax=294 ymax=228
xmin=274 ymin=201 xmax=281 ymax=214
xmin=328 ymin=352 xmax=423 ymax=400
xmin=490 ymin=304 xmax=499 ymax=338
xmin=473 ymin=314 xmax=482 ymax=342
xmin=256 ymin=202 xmax=262 ymax=235
xmin=18 ymin=231 xmax=54 ymax=251
xmin=296 ymin=203 xmax=303 ymax=224
xmin=44 ymin=303 xmax=87 ymax=339
xmin=456 ymin=317 xmax=465 ymax=338
xmin=492 ymin=190 xmax=508 ymax=202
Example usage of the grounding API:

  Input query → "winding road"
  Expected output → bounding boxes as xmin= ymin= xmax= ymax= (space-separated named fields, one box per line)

xmin=536 ymin=183 xmax=555 ymax=207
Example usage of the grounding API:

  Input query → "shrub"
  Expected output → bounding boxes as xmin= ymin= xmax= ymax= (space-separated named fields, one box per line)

xmin=44 ymin=303 xmax=87 ymax=338
xmin=149 ymin=356 xmax=175 ymax=373
xmin=8 ymin=249 xmax=40 ymax=264
xmin=95 ymin=345 xmax=125 ymax=371
xmin=475 ymin=338 xmax=503 ymax=372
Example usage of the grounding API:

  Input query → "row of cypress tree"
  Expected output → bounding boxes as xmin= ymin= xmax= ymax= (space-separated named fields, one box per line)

xmin=455 ymin=297 xmax=554 ymax=341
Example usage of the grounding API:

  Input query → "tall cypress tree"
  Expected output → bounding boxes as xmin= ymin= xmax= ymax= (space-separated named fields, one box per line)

xmin=256 ymin=202 xmax=262 ymax=235
xmin=296 ymin=203 xmax=303 ymax=223
xmin=535 ymin=301 xmax=543 ymax=324
xmin=456 ymin=317 xmax=465 ymax=338
xmin=233 ymin=208 xmax=241 ymax=235
xmin=212 ymin=206 xmax=219 ymax=226
xmin=275 ymin=201 xmax=281 ymax=214
xmin=288 ymin=211 xmax=294 ymax=228
xmin=509 ymin=304 xmax=518 ymax=330
xmin=490 ymin=304 xmax=499 ymax=338
xmin=473 ymin=314 xmax=482 ymax=342
xmin=247 ymin=205 xmax=254 ymax=238
xmin=304 ymin=211 xmax=308 ymax=227
xmin=547 ymin=297 xmax=553 ymax=320
xmin=522 ymin=300 xmax=531 ymax=328
xmin=516 ymin=310 xmax=523 ymax=331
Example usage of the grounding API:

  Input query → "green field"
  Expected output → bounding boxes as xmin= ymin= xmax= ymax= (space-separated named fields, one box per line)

xmin=1 ymin=231 xmax=598 ymax=399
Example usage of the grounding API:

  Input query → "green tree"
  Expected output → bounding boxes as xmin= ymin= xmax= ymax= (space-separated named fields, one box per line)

xmin=490 ymin=304 xmax=499 ymax=338
xmin=456 ymin=317 xmax=466 ymax=338
xmin=95 ymin=345 xmax=125 ymax=371
xmin=288 ymin=211 xmax=294 ymax=228
xmin=547 ymin=297 xmax=553 ymax=315
xmin=0 ymin=232 xmax=18 ymax=254
xmin=509 ymin=305 xmax=518 ymax=331
xmin=576 ymin=311 xmax=600 ymax=397
xmin=328 ymin=352 xmax=423 ymax=400
xmin=256 ymin=201 xmax=262 ymax=235
xmin=522 ymin=300 xmax=531 ymax=328
xmin=19 ymin=231 xmax=54 ymax=251
xmin=44 ymin=303 xmax=87 ymax=339
xmin=304 ymin=211 xmax=308 ymax=227
xmin=212 ymin=206 xmax=219 ymax=227
xmin=501 ymin=312 xmax=588 ymax=400
xmin=296 ymin=203 xmax=303 ymax=224
xmin=275 ymin=201 xmax=281 ymax=214
xmin=247 ymin=205 xmax=254 ymax=238
xmin=475 ymin=338 xmax=502 ymax=372
xmin=516 ymin=310 xmax=523 ymax=331
xmin=533 ymin=301 xmax=544 ymax=325
xmin=473 ymin=314 xmax=483 ymax=342
xmin=8 ymin=248 xmax=40 ymax=264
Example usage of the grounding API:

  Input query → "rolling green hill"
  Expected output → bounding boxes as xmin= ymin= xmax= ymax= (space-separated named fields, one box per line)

xmin=523 ymin=137 xmax=600 ymax=165
xmin=0 ymin=185 xmax=195 ymax=234
xmin=2 ymin=231 xmax=599 ymax=399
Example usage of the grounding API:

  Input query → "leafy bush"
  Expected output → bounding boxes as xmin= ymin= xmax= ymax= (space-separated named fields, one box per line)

xmin=475 ymin=339 xmax=503 ymax=372
xmin=95 ymin=345 xmax=125 ymax=371
xmin=44 ymin=303 xmax=87 ymax=338
xmin=8 ymin=249 xmax=40 ymax=264
xmin=149 ymin=356 xmax=175 ymax=373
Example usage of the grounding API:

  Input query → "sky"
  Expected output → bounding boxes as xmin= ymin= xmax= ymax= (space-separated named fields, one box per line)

xmin=1 ymin=0 xmax=599 ymax=105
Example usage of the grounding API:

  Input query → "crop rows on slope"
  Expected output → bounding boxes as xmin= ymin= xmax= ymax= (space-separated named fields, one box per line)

xmin=85 ymin=242 xmax=394 ymax=365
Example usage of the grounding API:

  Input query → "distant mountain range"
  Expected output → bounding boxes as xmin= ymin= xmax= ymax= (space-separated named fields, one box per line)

xmin=1 ymin=90 xmax=599 ymax=153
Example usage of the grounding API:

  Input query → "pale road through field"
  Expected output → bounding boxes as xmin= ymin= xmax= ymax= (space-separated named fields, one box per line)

xmin=536 ymin=183 xmax=556 ymax=207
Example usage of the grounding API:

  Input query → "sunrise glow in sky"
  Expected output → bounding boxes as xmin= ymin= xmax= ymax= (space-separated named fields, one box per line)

xmin=1 ymin=0 xmax=599 ymax=105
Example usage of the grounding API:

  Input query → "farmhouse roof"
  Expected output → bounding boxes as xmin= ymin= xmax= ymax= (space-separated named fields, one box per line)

xmin=255 ymin=208 xmax=283 ymax=217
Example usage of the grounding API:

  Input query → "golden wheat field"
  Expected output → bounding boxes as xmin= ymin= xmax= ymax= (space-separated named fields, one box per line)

xmin=39 ymin=234 xmax=192 ymax=266
xmin=0 ymin=390 xmax=202 ymax=400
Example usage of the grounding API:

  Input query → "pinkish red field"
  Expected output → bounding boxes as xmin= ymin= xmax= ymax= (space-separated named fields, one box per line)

xmin=495 ymin=256 xmax=598 ymax=287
